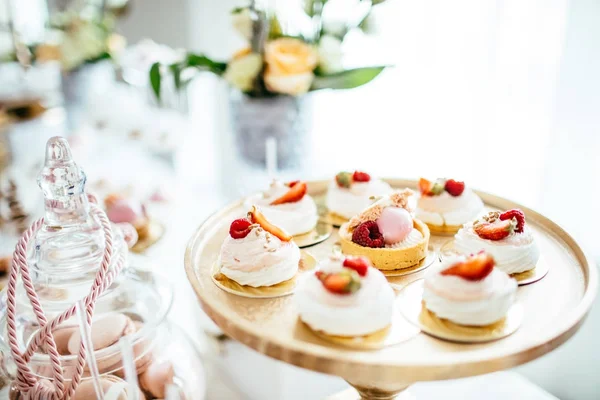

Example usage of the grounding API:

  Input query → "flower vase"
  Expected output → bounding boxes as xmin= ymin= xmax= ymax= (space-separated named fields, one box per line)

xmin=229 ymin=90 xmax=311 ymax=170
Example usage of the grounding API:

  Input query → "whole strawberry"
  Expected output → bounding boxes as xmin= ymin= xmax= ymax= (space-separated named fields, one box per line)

xmin=352 ymin=171 xmax=371 ymax=183
xmin=351 ymin=221 xmax=385 ymax=248
xmin=444 ymin=179 xmax=465 ymax=196
xmin=343 ymin=256 xmax=370 ymax=276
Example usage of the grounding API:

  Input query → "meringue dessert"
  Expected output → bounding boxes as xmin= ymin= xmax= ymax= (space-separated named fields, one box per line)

xmin=218 ymin=206 xmax=301 ymax=287
xmin=104 ymin=193 xmax=151 ymax=240
xmin=339 ymin=190 xmax=430 ymax=270
xmin=423 ymin=252 xmax=517 ymax=326
xmin=296 ymin=255 xmax=394 ymax=337
xmin=245 ymin=180 xmax=317 ymax=236
xmin=454 ymin=209 xmax=540 ymax=275
xmin=325 ymin=171 xmax=392 ymax=220
xmin=416 ymin=178 xmax=484 ymax=235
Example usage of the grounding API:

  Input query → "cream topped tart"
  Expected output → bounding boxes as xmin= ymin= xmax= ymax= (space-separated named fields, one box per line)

xmin=219 ymin=206 xmax=300 ymax=287
xmin=296 ymin=255 xmax=394 ymax=337
xmin=326 ymin=171 xmax=392 ymax=220
xmin=416 ymin=178 xmax=484 ymax=235
xmin=339 ymin=190 xmax=429 ymax=270
xmin=245 ymin=180 xmax=317 ymax=236
xmin=454 ymin=209 xmax=540 ymax=275
xmin=423 ymin=252 xmax=517 ymax=326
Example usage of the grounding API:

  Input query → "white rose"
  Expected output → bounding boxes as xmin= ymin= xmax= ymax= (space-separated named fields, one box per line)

xmin=317 ymin=35 xmax=343 ymax=74
xmin=223 ymin=51 xmax=263 ymax=92
xmin=232 ymin=8 xmax=253 ymax=41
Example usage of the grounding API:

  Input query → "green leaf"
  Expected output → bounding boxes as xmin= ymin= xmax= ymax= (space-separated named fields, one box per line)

xmin=186 ymin=54 xmax=227 ymax=76
xmin=311 ymin=67 xmax=386 ymax=90
xmin=150 ymin=62 xmax=162 ymax=101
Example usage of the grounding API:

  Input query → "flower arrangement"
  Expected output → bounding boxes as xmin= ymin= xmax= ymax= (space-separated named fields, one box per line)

xmin=150 ymin=1 xmax=388 ymax=100
xmin=1 ymin=9 xmax=125 ymax=72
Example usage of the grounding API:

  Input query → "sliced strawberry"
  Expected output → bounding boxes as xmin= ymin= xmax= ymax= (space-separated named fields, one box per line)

xmin=441 ymin=252 xmax=495 ymax=281
xmin=229 ymin=218 xmax=252 ymax=239
xmin=499 ymin=209 xmax=525 ymax=233
xmin=352 ymin=171 xmax=371 ymax=183
xmin=248 ymin=206 xmax=292 ymax=241
xmin=343 ymin=256 xmax=370 ymax=277
xmin=473 ymin=219 xmax=514 ymax=241
xmin=316 ymin=270 xmax=361 ymax=294
xmin=444 ymin=179 xmax=465 ymax=196
xmin=335 ymin=172 xmax=352 ymax=188
xmin=418 ymin=178 xmax=433 ymax=195
xmin=270 ymin=181 xmax=307 ymax=205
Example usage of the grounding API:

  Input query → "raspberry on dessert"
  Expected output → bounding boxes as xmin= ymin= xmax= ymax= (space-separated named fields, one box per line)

xmin=473 ymin=219 xmax=515 ymax=241
xmin=316 ymin=270 xmax=361 ymax=294
xmin=343 ymin=256 xmax=370 ymax=276
xmin=270 ymin=181 xmax=307 ymax=205
xmin=499 ymin=209 xmax=525 ymax=233
xmin=352 ymin=221 xmax=385 ymax=248
xmin=444 ymin=179 xmax=465 ymax=197
xmin=248 ymin=206 xmax=292 ymax=241
xmin=229 ymin=218 xmax=252 ymax=239
xmin=335 ymin=172 xmax=352 ymax=188
xmin=352 ymin=171 xmax=371 ymax=183
xmin=441 ymin=252 xmax=495 ymax=281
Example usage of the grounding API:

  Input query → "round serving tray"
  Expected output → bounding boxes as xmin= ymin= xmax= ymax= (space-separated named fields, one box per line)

xmin=184 ymin=179 xmax=598 ymax=398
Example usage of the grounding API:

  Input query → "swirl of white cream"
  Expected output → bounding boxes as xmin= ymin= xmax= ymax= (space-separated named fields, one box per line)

xmin=453 ymin=222 xmax=540 ymax=274
xmin=423 ymin=256 xmax=517 ymax=326
xmin=295 ymin=256 xmax=395 ymax=336
xmin=325 ymin=178 xmax=393 ymax=219
xmin=219 ymin=227 xmax=300 ymax=287
xmin=245 ymin=181 xmax=318 ymax=236
xmin=416 ymin=188 xmax=484 ymax=226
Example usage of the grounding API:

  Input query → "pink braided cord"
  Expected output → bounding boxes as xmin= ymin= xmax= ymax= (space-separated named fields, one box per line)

xmin=6 ymin=204 xmax=125 ymax=400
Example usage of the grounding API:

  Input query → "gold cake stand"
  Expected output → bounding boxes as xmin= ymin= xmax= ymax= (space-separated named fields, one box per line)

xmin=184 ymin=179 xmax=598 ymax=399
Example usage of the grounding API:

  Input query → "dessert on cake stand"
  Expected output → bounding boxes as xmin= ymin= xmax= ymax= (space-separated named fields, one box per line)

xmin=184 ymin=179 xmax=598 ymax=400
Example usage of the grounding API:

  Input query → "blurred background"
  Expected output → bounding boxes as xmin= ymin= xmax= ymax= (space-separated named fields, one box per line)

xmin=1 ymin=0 xmax=599 ymax=399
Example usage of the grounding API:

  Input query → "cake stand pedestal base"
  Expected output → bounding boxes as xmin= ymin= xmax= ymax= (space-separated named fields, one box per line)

xmin=327 ymin=382 xmax=414 ymax=400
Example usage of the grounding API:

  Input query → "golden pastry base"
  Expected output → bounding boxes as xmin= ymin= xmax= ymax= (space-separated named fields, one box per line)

xmin=211 ymin=251 xmax=317 ymax=298
xmin=398 ymin=280 xmax=523 ymax=343
xmin=131 ymin=219 xmax=165 ymax=253
xmin=425 ymin=222 xmax=462 ymax=236
xmin=185 ymin=179 xmax=597 ymax=400
xmin=339 ymin=219 xmax=430 ymax=271
xmin=439 ymin=240 xmax=550 ymax=285
xmin=293 ymin=221 xmax=333 ymax=248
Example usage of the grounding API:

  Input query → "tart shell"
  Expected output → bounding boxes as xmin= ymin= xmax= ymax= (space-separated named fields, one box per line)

xmin=339 ymin=218 xmax=430 ymax=270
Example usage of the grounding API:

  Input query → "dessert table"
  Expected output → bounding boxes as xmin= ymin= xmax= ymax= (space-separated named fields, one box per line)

xmin=3 ymin=0 xmax=600 ymax=395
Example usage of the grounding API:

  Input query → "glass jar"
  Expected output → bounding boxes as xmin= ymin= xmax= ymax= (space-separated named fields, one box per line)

xmin=0 ymin=137 xmax=205 ymax=399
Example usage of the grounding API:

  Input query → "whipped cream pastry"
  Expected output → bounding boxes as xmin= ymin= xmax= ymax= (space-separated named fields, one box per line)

xmin=220 ymin=212 xmax=300 ymax=287
xmin=296 ymin=256 xmax=394 ymax=336
xmin=423 ymin=254 xmax=517 ymax=326
xmin=246 ymin=180 xmax=317 ymax=236
xmin=417 ymin=190 xmax=483 ymax=227
xmin=416 ymin=178 xmax=484 ymax=228
xmin=326 ymin=172 xmax=392 ymax=219
xmin=454 ymin=210 xmax=540 ymax=275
